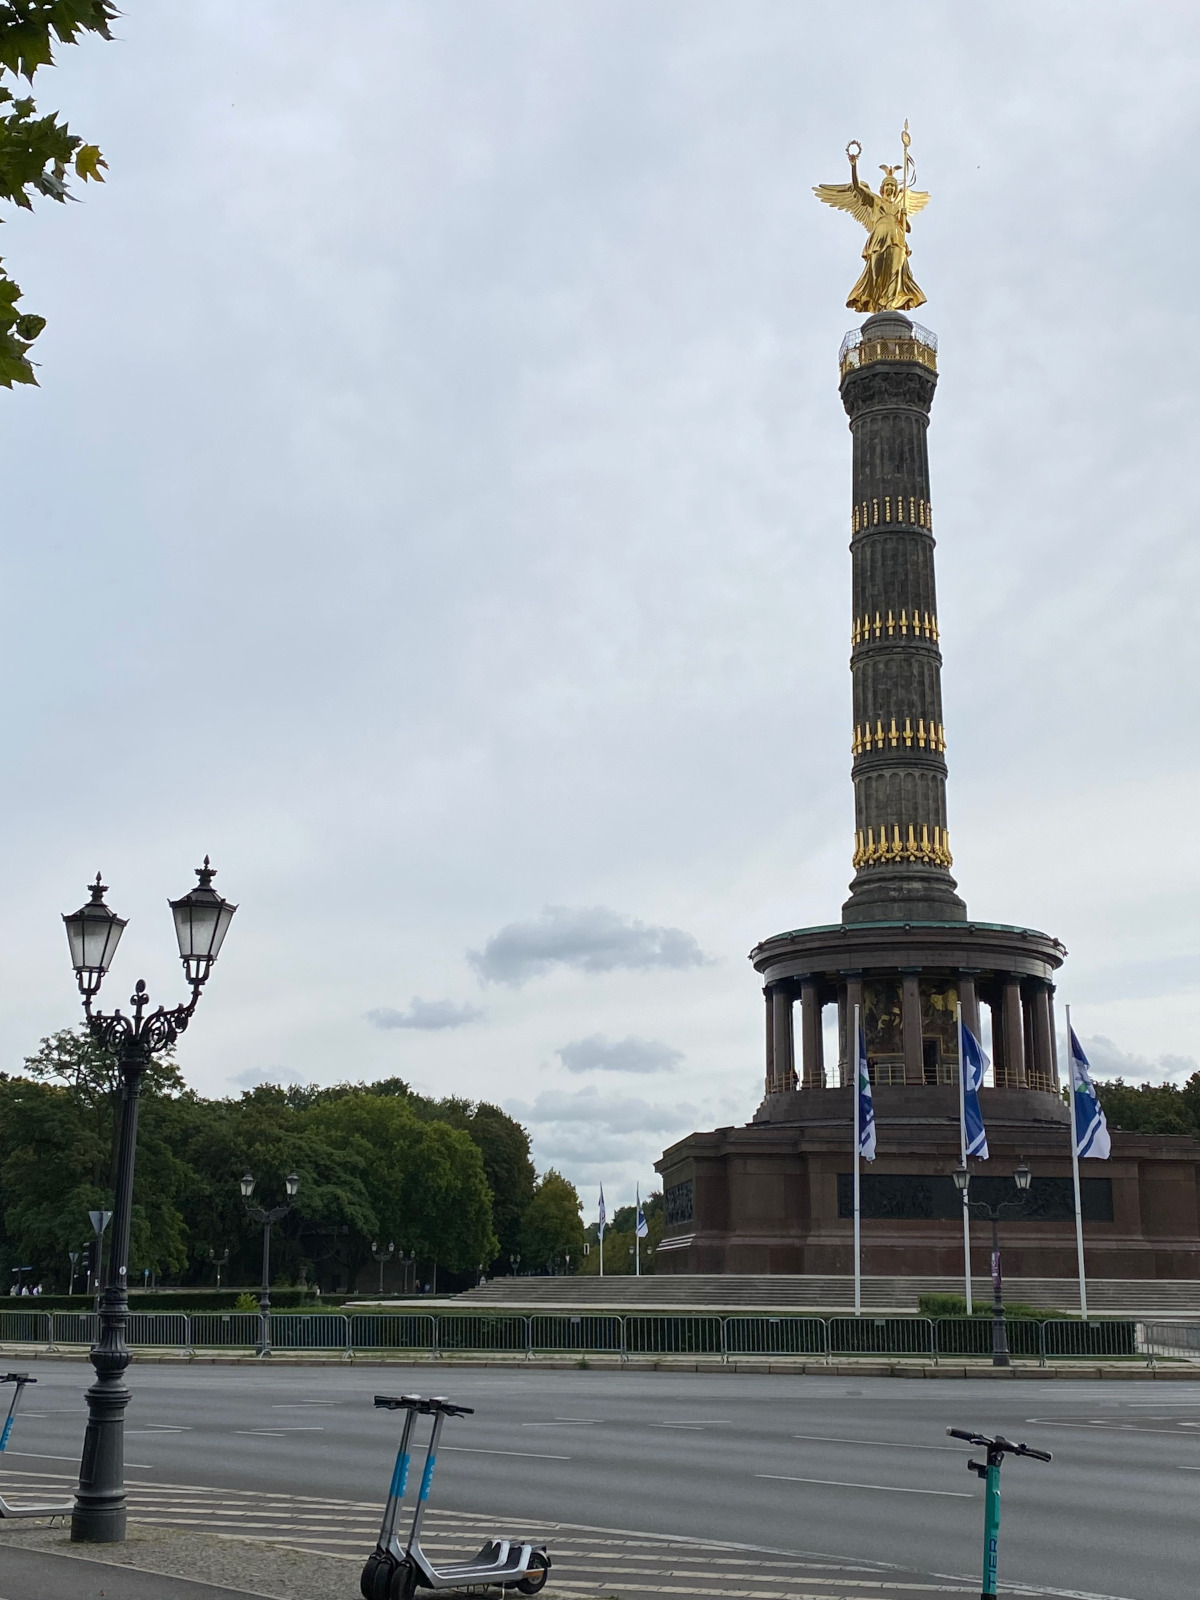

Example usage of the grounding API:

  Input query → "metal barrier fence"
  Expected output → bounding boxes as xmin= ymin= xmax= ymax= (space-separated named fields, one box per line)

xmin=0 ymin=1311 xmax=52 ymax=1345
xmin=349 ymin=1315 xmax=437 ymax=1352
xmin=1140 ymin=1321 xmax=1200 ymax=1361
xmin=0 ymin=1311 xmax=1175 ymax=1364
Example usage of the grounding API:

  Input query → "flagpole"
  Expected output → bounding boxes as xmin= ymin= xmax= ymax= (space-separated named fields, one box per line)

xmin=853 ymin=1002 xmax=862 ymax=1318
xmin=1066 ymin=1004 xmax=1088 ymax=1320
xmin=957 ymin=999 xmax=973 ymax=1314
xmin=635 ymin=1187 xmax=641 ymax=1277
xmin=598 ymin=1187 xmax=605 ymax=1278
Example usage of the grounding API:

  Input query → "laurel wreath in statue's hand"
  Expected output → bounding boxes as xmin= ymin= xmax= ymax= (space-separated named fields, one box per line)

xmin=845 ymin=140 xmax=862 ymax=163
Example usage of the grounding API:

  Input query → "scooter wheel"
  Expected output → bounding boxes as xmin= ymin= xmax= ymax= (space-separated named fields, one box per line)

xmin=388 ymin=1561 xmax=418 ymax=1600
xmin=515 ymin=1550 xmax=551 ymax=1594
xmin=364 ymin=1554 xmax=395 ymax=1600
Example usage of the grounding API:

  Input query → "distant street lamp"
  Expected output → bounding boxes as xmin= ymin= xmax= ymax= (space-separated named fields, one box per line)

xmin=954 ymin=1162 xmax=1033 ymax=1368
xmin=371 ymin=1240 xmax=395 ymax=1296
xmin=68 ymin=1251 xmax=81 ymax=1296
xmin=208 ymin=1247 xmax=230 ymax=1290
xmin=241 ymin=1170 xmax=300 ymax=1354
xmin=63 ymin=861 xmax=235 ymax=1544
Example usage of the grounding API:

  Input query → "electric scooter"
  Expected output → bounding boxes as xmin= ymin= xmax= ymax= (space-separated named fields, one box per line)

xmin=948 ymin=1427 xmax=1051 ymax=1600
xmin=361 ymin=1393 xmax=550 ymax=1600
xmin=0 ymin=1373 xmax=73 ymax=1518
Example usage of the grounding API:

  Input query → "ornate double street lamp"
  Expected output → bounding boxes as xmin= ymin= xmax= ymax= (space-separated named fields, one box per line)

xmin=241 ymin=1170 xmax=300 ymax=1354
xmin=371 ymin=1240 xmax=395 ymax=1296
xmin=953 ymin=1161 xmax=1033 ymax=1369
xmin=63 ymin=860 xmax=236 ymax=1543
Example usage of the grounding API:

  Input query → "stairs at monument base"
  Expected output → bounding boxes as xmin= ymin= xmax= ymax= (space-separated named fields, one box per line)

xmin=451 ymin=1274 xmax=1200 ymax=1317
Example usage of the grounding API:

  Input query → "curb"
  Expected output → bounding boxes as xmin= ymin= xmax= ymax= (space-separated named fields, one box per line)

xmin=3 ymin=1346 xmax=1196 ymax=1378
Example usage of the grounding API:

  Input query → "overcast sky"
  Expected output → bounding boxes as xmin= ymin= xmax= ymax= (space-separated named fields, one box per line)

xmin=1 ymin=2 xmax=1197 ymax=1208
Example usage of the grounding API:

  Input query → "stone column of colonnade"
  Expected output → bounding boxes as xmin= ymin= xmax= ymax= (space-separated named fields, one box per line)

xmin=762 ymin=981 xmax=829 ymax=1091
xmin=987 ymin=976 xmax=1060 ymax=1090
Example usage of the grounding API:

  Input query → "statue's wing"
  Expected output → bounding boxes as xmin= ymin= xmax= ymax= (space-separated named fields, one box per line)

xmin=902 ymin=188 xmax=931 ymax=216
xmin=812 ymin=181 xmax=876 ymax=228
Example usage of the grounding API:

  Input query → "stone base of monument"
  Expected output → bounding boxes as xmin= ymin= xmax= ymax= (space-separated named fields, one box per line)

xmin=655 ymin=1101 xmax=1200 ymax=1281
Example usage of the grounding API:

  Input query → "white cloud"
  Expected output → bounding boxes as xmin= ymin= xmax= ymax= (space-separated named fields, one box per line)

xmin=468 ymin=906 xmax=709 ymax=988
xmin=509 ymin=1086 xmax=693 ymax=1136
xmin=557 ymin=1033 xmax=683 ymax=1074
xmin=366 ymin=997 xmax=484 ymax=1031
xmin=1077 ymin=1035 xmax=1198 ymax=1085
xmin=230 ymin=1066 xmax=304 ymax=1089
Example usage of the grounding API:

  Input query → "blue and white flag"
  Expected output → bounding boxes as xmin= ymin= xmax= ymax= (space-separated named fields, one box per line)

xmin=857 ymin=1019 xmax=876 ymax=1161
xmin=635 ymin=1186 xmax=648 ymax=1239
xmin=1069 ymin=1029 xmax=1111 ymax=1159
xmin=598 ymin=1185 xmax=607 ymax=1234
xmin=961 ymin=1024 xmax=990 ymax=1159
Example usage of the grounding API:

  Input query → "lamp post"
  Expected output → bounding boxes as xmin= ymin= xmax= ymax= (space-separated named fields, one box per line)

xmin=208 ymin=1247 xmax=230 ymax=1290
xmin=953 ymin=1162 xmax=1033 ymax=1368
xmin=63 ymin=861 xmax=236 ymax=1543
xmin=370 ymin=1240 xmax=395 ymax=1296
xmin=68 ymin=1251 xmax=81 ymax=1296
xmin=241 ymin=1170 xmax=300 ymax=1354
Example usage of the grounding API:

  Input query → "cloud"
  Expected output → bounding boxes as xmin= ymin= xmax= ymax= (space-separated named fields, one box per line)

xmin=230 ymin=1066 xmax=304 ymax=1088
xmin=557 ymin=1033 xmax=683 ymax=1074
xmin=366 ymin=997 xmax=484 ymax=1031
xmin=1077 ymin=1035 xmax=1198 ymax=1084
xmin=509 ymin=1086 xmax=692 ymax=1135
xmin=468 ymin=906 xmax=708 ymax=987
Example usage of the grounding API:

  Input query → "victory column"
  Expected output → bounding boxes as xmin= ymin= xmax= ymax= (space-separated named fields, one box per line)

xmin=656 ymin=128 xmax=1200 ymax=1283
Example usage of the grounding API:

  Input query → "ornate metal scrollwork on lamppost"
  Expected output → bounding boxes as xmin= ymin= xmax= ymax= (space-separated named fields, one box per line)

xmin=63 ymin=861 xmax=236 ymax=1544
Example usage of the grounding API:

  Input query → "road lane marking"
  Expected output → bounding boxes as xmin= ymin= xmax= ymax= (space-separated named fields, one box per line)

xmin=1 ymin=1450 xmax=153 ymax=1467
xmin=521 ymin=1421 xmax=600 ymax=1427
xmin=758 ymin=1474 xmax=971 ymax=1498
xmin=791 ymin=1434 xmax=965 ymax=1453
xmin=442 ymin=1446 xmax=570 ymax=1461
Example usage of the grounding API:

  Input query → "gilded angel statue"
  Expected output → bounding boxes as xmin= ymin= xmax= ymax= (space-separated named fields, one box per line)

xmin=814 ymin=124 xmax=929 ymax=313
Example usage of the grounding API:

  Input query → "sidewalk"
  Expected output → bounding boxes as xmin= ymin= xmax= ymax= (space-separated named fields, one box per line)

xmin=0 ymin=1520 xmax=343 ymax=1600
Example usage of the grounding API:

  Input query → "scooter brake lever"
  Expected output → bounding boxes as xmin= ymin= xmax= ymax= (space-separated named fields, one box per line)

xmin=967 ymin=1458 xmax=988 ymax=1480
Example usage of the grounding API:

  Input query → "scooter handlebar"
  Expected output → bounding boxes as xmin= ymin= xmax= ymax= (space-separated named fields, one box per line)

xmin=0 ymin=1374 xmax=32 ymax=1385
xmin=947 ymin=1427 xmax=1051 ymax=1462
xmin=374 ymin=1393 xmax=474 ymax=1417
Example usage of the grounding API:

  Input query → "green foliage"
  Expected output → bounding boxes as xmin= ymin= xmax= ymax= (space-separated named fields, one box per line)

xmin=418 ymin=1097 xmax=535 ymax=1269
xmin=232 ymin=1291 xmax=258 ymax=1312
xmin=0 ymin=1028 xmax=528 ymax=1295
xmin=520 ymin=1170 xmax=584 ymax=1272
xmin=1096 ymin=1075 xmax=1200 ymax=1138
xmin=0 ymin=2 xmax=116 ymax=386
xmin=917 ymin=1293 xmax=1057 ymax=1320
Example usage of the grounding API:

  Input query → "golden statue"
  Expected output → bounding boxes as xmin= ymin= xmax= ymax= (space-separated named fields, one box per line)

xmin=814 ymin=123 xmax=929 ymax=313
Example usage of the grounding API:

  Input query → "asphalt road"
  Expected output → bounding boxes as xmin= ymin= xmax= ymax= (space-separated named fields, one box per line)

xmin=4 ymin=1362 xmax=1197 ymax=1600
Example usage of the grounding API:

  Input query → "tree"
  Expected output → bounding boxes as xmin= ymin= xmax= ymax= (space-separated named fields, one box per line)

xmin=0 ymin=1028 xmax=191 ymax=1284
xmin=1096 ymin=1077 xmax=1200 ymax=1138
xmin=421 ymin=1097 xmax=535 ymax=1270
xmin=0 ymin=1 xmax=115 ymax=386
xmin=519 ymin=1170 xmax=584 ymax=1273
